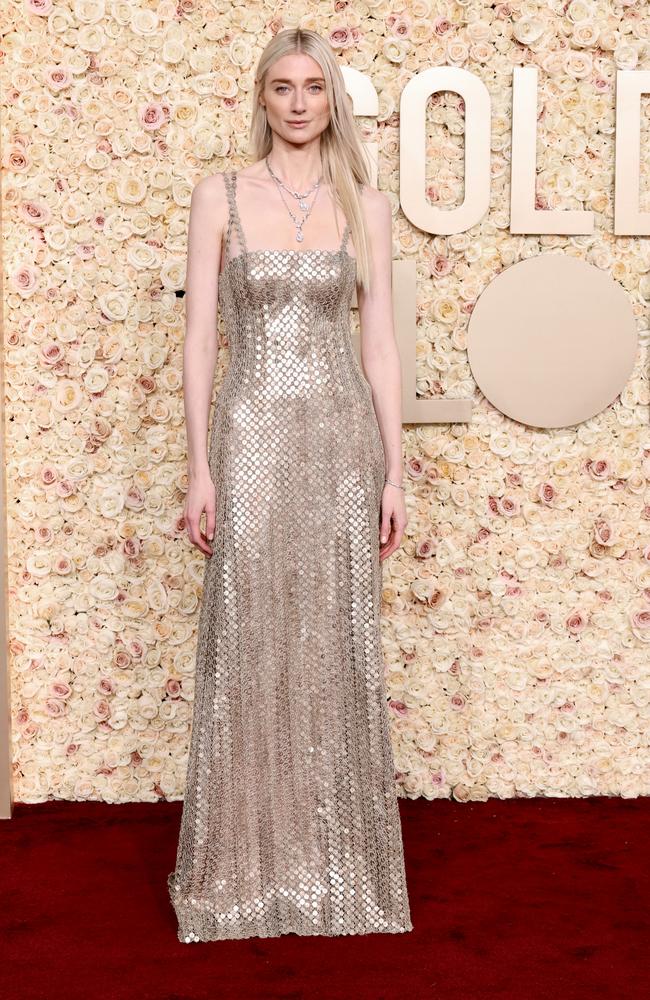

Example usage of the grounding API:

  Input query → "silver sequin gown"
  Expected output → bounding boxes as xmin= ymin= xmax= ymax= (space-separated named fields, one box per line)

xmin=167 ymin=170 xmax=412 ymax=941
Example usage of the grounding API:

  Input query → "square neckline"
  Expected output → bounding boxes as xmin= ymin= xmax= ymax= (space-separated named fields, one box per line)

xmin=219 ymin=170 xmax=356 ymax=276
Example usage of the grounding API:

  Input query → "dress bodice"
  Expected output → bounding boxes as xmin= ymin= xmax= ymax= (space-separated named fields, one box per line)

xmin=216 ymin=171 xmax=366 ymax=405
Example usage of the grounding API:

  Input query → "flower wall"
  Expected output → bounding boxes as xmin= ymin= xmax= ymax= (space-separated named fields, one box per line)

xmin=2 ymin=0 xmax=649 ymax=803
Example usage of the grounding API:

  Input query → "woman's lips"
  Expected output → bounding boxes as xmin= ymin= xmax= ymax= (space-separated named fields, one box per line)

xmin=288 ymin=121 xmax=308 ymax=128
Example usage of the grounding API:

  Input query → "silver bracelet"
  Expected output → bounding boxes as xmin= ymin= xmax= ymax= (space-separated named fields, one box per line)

xmin=384 ymin=477 xmax=405 ymax=490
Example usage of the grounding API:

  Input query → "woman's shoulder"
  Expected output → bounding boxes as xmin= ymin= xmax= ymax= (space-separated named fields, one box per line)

xmin=356 ymin=184 xmax=391 ymax=231
xmin=358 ymin=182 xmax=389 ymax=210
xmin=189 ymin=173 xmax=232 ymax=225
xmin=192 ymin=171 xmax=231 ymax=199
xmin=188 ymin=173 xmax=231 ymax=238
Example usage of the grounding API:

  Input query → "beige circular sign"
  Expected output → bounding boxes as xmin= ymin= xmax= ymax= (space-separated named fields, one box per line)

xmin=467 ymin=255 xmax=638 ymax=428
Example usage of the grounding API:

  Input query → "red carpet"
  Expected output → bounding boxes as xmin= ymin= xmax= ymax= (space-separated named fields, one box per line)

xmin=1 ymin=796 xmax=648 ymax=1000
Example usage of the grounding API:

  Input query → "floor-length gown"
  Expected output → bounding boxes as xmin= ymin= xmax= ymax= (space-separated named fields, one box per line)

xmin=167 ymin=170 xmax=412 ymax=941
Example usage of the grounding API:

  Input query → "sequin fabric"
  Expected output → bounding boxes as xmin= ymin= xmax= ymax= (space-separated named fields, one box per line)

xmin=167 ymin=170 xmax=413 ymax=941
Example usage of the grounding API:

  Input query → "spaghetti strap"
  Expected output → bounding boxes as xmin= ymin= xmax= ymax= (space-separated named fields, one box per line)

xmin=340 ymin=221 xmax=350 ymax=253
xmin=223 ymin=171 xmax=248 ymax=262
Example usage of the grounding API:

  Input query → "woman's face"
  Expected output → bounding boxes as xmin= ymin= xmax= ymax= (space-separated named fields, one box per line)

xmin=259 ymin=52 xmax=331 ymax=144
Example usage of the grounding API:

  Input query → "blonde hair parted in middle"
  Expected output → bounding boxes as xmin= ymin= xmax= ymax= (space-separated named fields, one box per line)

xmin=249 ymin=27 xmax=374 ymax=294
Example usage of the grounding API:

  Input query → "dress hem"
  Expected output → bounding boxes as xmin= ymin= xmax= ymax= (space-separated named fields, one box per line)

xmin=168 ymin=871 xmax=413 ymax=942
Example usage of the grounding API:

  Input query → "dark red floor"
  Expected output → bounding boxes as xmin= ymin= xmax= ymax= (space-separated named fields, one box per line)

xmin=1 ymin=796 xmax=648 ymax=1000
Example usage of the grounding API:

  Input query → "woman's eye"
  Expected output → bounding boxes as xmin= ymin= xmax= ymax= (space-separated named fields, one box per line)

xmin=275 ymin=85 xmax=323 ymax=93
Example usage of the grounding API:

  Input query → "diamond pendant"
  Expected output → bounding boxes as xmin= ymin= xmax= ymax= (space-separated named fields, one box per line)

xmin=296 ymin=230 xmax=304 ymax=242
xmin=299 ymin=199 xmax=308 ymax=210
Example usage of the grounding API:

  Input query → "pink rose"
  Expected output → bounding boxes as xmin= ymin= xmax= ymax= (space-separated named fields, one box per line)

xmin=25 ymin=0 xmax=53 ymax=14
xmin=139 ymin=102 xmax=168 ymax=131
xmin=11 ymin=264 xmax=39 ymax=295
xmin=125 ymin=484 xmax=146 ymax=510
xmin=75 ymin=243 xmax=96 ymax=260
xmin=329 ymin=26 xmax=352 ymax=49
xmin=114 ymin=650 xmax=132 ymax=669
xmin=44 ymin=66 xmax=72 ymax=91
xmin=433 ymin=16 xmax=451 ymax=34
xmin=128 ymin=639 xmax=145 ymax=659
xmin=7 ymin=148 xmax=28 ymax=171
xmin=166 ymin=679 xmax=182 ymax=697
xmin=387 ymin=14 xmax=412 ymax=38
xmin=630 ymin=609 xmax=650 ymax=632
xmin=428 ymin=588 xmax=446 ymax=608
xmin=41 ymin=341 xmax=64 ymax=366
xmin=20 ymin=200 xmax=50 ymax=225
xmin=497 ymin=495 xmax=519 ymax=516
xmin=93 ymin=699 xmax=111 ymax=721
xmin=406 ymin=456 xmax=424 ymax=480
xmin=566 ymin=610 xmax=588 ymax=634
xmin=594 ymin=518 xmax=615 ymax=546
xmin=122 ymin=537 xmax=141 ymax=558
xmin=45 ymin=698 xmax=66 ymax=717
xmin=431 ymin=254 xmax=453 ymax=277
xmin=538 ymin=482 xmax=555 ymax=504
xmin=586 ymin=458 xmax=611 ymax=480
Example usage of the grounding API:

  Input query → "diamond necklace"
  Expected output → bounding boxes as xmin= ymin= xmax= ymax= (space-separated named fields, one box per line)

xmin=265 ymin=155 xmax=323 ymax=243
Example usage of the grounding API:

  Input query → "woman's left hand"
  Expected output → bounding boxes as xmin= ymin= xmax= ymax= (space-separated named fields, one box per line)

xmin=379 ymin=483 xmax=407 ymax=561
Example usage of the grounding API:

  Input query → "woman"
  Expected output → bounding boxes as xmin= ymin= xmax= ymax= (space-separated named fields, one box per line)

xmin=167 ymin=26 xmax=412 ymax=941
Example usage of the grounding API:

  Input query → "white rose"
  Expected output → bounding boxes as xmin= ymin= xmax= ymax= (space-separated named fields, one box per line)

xmin=512 ymin=16 xmax=545 ymax=46
xmin=97 ymin=290 xmax=129 ymax=322
xmin=614 ymin=43 xmax=638 ymax=70
xmin=126 ymin=242 xmax=159 ymax=270
xmin=97 ymin=486 xmax=126 ymax=519
xmin=130 ymin=9 xmax=158 ymax=36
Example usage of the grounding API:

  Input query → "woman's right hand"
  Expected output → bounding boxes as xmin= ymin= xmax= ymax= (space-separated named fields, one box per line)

xmin=184 ymin=468 xmax=217 ymax=556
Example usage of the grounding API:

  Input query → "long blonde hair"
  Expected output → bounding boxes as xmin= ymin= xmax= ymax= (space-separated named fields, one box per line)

xmin=248 ymin=28 xmax=373 ymax=293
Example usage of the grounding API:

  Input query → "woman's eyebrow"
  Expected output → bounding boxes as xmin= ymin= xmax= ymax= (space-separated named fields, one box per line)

xmin=269 ymin=76 xmax=325 ymax=83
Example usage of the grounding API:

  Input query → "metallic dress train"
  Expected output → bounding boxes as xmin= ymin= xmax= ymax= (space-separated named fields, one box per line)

xmin=167 ymin=170 xmax=412 ymax=941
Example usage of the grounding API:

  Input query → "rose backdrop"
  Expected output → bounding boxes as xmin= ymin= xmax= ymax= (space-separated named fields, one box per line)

xmin=1 ymin=0 xmax=649 ymax=803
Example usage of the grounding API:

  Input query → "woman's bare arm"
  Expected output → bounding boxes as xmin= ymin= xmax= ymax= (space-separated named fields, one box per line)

xmin=183 ymin=175 xmax=228 ymax=553
xmin=355 ymin=186 xmax=406 ymax=559
xmin=356 ymin=187 xmax=403 ymax=486
xmin=184 ymin=175 xmax=227 ymax=478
